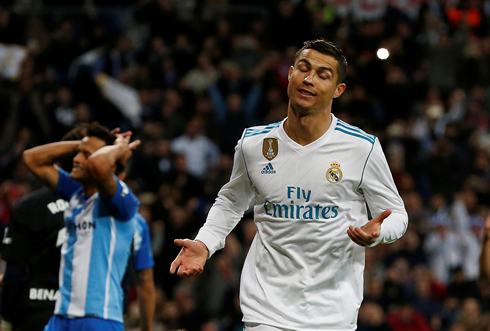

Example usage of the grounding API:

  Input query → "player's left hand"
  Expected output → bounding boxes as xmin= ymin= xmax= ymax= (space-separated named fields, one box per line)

xmin=114 ymin=133 xmax=140 ymax=166
xmin=347 ymin=210 xmax=392 ymax=246
xmin=111 ymin=127 xmax=132 ymax=138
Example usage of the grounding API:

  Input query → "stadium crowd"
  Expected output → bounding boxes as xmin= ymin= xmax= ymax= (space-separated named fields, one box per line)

xmin=1 ymin=0 xmax=490 ymax=330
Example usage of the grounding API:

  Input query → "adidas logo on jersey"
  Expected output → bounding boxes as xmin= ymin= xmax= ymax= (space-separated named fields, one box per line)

xmin=261 ymin=163 xmax=276 ymax=174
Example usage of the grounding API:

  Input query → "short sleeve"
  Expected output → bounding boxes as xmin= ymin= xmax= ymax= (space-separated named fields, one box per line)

xmin=102 ymin=178 xmax=140 ymax=222
xmin=56 ymin=169 xmax=82 ymax=201
xmin=133 ymin=215 xmax=154 ymax=270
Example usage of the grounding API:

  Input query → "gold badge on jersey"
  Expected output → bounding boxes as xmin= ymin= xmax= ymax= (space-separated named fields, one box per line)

xmin=327 ymin=162 xmax=343 ymax=183
xmin=263 ymin=138 xmax=278 ymax=160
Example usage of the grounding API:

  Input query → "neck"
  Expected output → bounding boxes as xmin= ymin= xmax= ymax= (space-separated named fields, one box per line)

xmin=284 ymin=104 xmax=333 ymax=146
xmin=82 ymin=183 xmax=98 ymax=197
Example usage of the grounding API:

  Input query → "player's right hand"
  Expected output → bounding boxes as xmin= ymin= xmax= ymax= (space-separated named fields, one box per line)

xmin=170 ymin=239 xmax=208 ymax=278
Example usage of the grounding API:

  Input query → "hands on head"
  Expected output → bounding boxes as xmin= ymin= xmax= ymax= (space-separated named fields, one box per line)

xmin=111 ymin=128 xmax=141 ymax=165
xmin=347 ymin=210 xmax=392 ymax=246
xmin=170 ymin=239 xmax=209 ymax=278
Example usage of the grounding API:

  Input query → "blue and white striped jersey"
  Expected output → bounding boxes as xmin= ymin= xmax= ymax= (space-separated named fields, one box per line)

xmin=53 ymin=169 xmax=139 ymax=323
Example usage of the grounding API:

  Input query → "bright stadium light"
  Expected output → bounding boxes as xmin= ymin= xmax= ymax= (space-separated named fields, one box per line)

xmin=377 ymin=48 xmax=389 ymax=60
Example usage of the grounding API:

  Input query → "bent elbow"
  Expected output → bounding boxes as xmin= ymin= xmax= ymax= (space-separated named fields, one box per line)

xmin=22 ymin=148 xmax=38 ymax=172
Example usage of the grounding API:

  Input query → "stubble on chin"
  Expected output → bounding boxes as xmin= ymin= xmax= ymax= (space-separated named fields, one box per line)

xmin=290 ymin=99 xmax=315 ymax=118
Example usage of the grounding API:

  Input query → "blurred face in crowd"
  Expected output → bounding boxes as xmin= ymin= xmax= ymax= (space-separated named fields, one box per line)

xmin=71 ymin=136 xmax=107 ymax=182
xmin=287 ymin=49 xmax=345 ymax=117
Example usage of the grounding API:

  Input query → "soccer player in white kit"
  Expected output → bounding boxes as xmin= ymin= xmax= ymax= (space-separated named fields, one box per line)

xmin=170 ymin=39 xmax=408 ymax=331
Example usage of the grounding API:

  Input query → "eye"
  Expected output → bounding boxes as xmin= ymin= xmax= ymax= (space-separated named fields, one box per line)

xmin=319 ymin=71 xmax=331 ymax=80
xmin=298 ymin=64 xmax=308 ymax=72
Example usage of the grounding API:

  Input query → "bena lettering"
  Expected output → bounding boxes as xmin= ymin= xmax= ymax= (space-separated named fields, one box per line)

xmin=29 ymin=288 xmax=59 ymax=301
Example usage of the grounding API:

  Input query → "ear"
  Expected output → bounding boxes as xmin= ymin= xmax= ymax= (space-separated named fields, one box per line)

xmin=333 ymin=83 xmax=346 ymax=98
xmin=288 ymin=66 xmax=293 ymax=80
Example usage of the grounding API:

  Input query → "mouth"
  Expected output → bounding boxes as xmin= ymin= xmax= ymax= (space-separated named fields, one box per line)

xmin=297 ymin=89 xmax=316 ymax=98
xmin=71 ymin=165 xmax=82 ymax=173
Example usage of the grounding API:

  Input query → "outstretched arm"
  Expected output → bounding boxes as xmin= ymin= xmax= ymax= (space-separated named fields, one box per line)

xmin=479 ymin=217 xmax=490 ymax=280
xmin=357 ymin=139 xmax=408 ymax=247
xmin=170 ymin=132 xmax=255 ymax=277
xmin=170 ymin=239 xmax=209 ymax=278
xmin=86 ymin=133 xmax=140 ymax=199
xmin=348 ymin=210 xmax=392 ymax=246
xmin=23 ymin=141 xmax=80 ymax=191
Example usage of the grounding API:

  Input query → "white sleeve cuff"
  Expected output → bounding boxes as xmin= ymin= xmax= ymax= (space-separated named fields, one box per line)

xmin=194 ymin=228 xmax=225 ymax=259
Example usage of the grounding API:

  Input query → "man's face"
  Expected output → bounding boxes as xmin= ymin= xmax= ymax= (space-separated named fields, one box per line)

xmin=287 ymin=49 xmax=346 ymax=116
xmin=70 ymin=136 xmax=107 ymax=181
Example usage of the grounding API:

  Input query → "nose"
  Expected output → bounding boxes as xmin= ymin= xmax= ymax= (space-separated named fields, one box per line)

xmin=73 ymin=152 xmax=83 ymax=163
xmin=304 ymin=74 xmax=313 ymax=85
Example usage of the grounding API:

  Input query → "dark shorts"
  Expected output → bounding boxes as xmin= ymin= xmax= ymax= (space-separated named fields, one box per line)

xmin=12 ymin=309 xmax=54 ymax=331
xmin=43 ymin=315 xmax=123 ymax=331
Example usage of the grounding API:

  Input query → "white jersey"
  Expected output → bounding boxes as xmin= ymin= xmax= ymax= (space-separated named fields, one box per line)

xmin=195 ymin=114 xmax=408 ymax=331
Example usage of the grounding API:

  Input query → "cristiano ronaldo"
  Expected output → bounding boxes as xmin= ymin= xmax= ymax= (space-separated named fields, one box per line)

xmin=170 ymin=39 xmax=408 ymax=331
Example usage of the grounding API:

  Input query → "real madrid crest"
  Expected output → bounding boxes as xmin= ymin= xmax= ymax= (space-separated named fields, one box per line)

xmin=327 ymin=162 xmax=343 ymax=183
xmin=263 ymin=138 xmax=278 ymax=160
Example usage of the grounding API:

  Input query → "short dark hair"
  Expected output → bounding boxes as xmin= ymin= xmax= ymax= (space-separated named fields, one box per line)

xmin=84 ymin=122 xmax=127 ymax=175
xmin=59 ymin=123 xmax=91 ymax=172
xmin=294 ymin=39 xmax=348 ymax=84
xmin=85 ymin=122 xmax=116 ymax=146
xmin=61 ymin=122 xmax=125 ymax=175
xmin=61 ymin=123 xmax=90 ymax=141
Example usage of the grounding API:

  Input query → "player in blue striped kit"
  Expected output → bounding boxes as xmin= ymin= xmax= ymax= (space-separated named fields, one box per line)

xmin=23 ymin=123 xmax=141 ymax=331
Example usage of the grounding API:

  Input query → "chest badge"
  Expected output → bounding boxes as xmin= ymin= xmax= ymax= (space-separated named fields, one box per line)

xmin=263 ymin=138 xmax=278 ymax=160
xmin=327 ymin=162 xmax=343 ymax=183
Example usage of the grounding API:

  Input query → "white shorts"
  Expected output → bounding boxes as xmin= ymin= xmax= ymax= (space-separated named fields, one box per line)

xmin=244 ymin=323 xmax=296 ymax=331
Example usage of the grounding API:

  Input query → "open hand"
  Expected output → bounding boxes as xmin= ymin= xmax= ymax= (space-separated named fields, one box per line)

xmin=170 ymin=239 xmax=209 ymax=278
xmin=347 ymin=210 xmax=392 ymax=246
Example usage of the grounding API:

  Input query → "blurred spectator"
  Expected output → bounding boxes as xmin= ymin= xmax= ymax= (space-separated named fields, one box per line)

xmin=386 ymin=301 xmax=432 ymax=331
xmin=357 ymin=301 xmax=393 ymax=331
xmin=171 ymin=116 xmax=220 ymax=179
xmin=426 ymin=32 xmax=462 ymax=95
xmin=408 ymin=273 xmax=443 ymax=322
xmin=182 ymin=52 xmax=218 ymax=96
xmin=446 ymin=267 xmax=481 ymax=302
xmin=383 ymin=258 xmax=411 ymax=311
xmin=453 ymin=297 xmax=490 ymax=331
